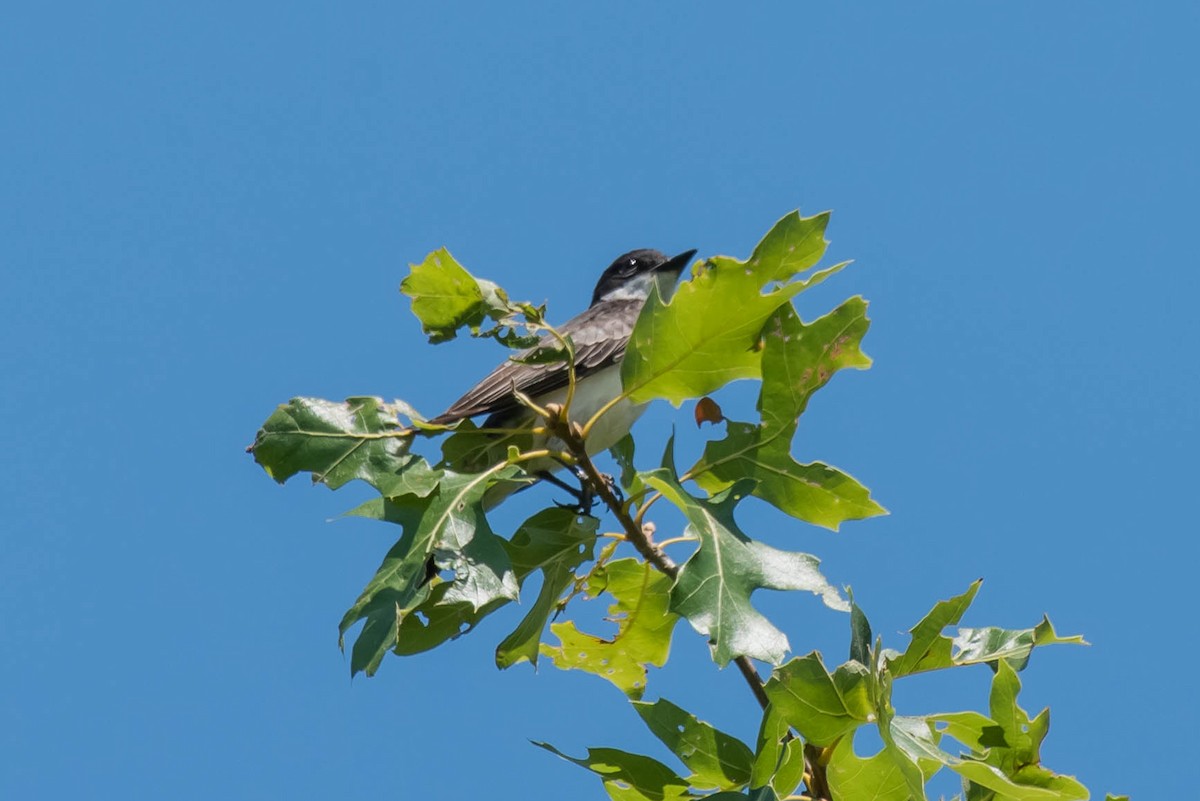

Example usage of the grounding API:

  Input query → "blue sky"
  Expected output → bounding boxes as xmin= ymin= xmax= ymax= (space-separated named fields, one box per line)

xmin=2 ymin=3 xmax=1195 ymax=798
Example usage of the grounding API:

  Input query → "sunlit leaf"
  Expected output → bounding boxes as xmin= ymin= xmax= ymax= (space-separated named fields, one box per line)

xmin=632 ymin=698 xmax=754 ymax=791
xmin=953 ymin=616 xmax=1087 ymax=672
xmin=400 ymin=248 xmax=487 ymax=343
xmin=827 ymin=737 xmax=920 ymax=801
xmin=540 ymin=558 xmax=679 ymax=698
xmin=691 ymin=301 xmax=884 ymax=530
xmin=888 ymin=581 xmax=982 ymax=677
xmin=621 ymin=211 xmax=847 ymax=406
xmin=647 ymin=471 xmax=846 ymax=666
xmin=764 ymin=652 xmax=872 ymax=746
xmin=251 ymin=396 xmax=441 ymax=497
xmin=533 ymin=741 xmax=693 ymax=801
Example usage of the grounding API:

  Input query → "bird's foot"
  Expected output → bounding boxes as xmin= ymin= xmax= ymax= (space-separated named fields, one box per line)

xmin=540 ymin=471 xmax=597 ymax=517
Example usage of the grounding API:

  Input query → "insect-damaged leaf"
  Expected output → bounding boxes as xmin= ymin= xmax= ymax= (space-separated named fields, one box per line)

xmin=540 ymin=558 xmax=679 ymax=699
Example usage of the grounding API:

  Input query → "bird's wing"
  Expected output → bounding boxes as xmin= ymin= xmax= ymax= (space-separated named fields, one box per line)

xmin=428 ymin=299 xmax=642 ymax=425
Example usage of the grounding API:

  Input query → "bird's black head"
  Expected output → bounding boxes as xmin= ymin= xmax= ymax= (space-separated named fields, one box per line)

xmin=590 ymin=248 xmax=697 ymax=306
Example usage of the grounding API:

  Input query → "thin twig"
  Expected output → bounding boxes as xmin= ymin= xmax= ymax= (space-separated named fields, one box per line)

xmin=539 ymin=406 xmax=832 ymax=800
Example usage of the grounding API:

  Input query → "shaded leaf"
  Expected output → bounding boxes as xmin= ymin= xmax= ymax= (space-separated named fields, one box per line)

xmin=251 ymin=396 xmax=440 ymax=497
xmin=646 ymin=471 xmax=846 ymax=666
xmin=749 ymin=705 xmax=804 ymax=796
xmin=541 ymin=558 xmax=679 ymax=698
xmin=632 ymin=698 xmax=754 ymax=791
xmin=849 ymin=591 xmax=872 ymax=666
xmin=337 ymin=467 xmax=520 ymax=676
xmin=691 ymin=301 xmax=884 ymax=530
xmin=533 ymin=741 xmax=693 ymax=801
xmin=611 ymin=434 xmax=641 ymax=497
xmin=495 ymin=508 xmax=598 ymax=668
xmin=764 ymin=652 xmax=873 ymax=746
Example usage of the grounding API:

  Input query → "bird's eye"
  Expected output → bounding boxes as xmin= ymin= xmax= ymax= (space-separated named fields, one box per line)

xmin=620 ymin=259 xmax=638 ymax=274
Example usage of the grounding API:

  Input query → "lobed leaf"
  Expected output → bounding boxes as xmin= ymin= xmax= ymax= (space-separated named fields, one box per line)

xmin=632 ymin=698 xmax=754 ymax=791
xmin=749 ymin=706 xmax=806 ymax=797
xmin=746 ymin=210 xmax=832 ymax=284
xmin=888 ymin=581 xmax=983 ymax=677
xmin=251 ymin=396 xmax=441 ymax=497
xmin=533 ymin=741 xmax=694 ymax=801
xmin=400 ymin=248 xmax=488 ymax=343
xmin=953 ymin=616 xmax=1087 ymax=672
xmin=337 ymin=467 xmax=520 ymax=676
xmin=690 ymin=301 xmax=884 ymax=530
xmin=495 ymin=508 xmax=599 ymax=668
xmin=764 ymin=652 xmax=873 ymax=747
xmin=621 ymin=211 xmax=846 ymax=406
xmin=827 ymin=737 xmax=925 ymax=801
xmin=540 ymin=558 xmax=679 ymax=699
xmin=647 ymin=471 xmax=846 ymax=666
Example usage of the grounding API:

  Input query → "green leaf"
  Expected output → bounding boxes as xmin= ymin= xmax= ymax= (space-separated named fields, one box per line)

xmin=849 ymin=591 xmax=872 ymax=666
xmin=953 ymin=616 xmax=1087 ymax=672
xmin=749 ymin=705 xmax=805 ymax=797
xmin=706 ymin=791 xmax=779 ymax=801
xmin=888 ymin=581 xmax=982 ymax=677
xmin=400 ymin=247 xmax=487 ymax=343
xmin=827 ymin=737 xmax=922 ymax=801
xmin=621 ymin=211 xmax=847 ymax=406
xmin=927 ymin=711 xmax=1009 ymax=751
xmin=336 ymin=495 xmax=434 ymax=675
xmin=337 ymin=467 xmax=519 ymax=676
xmin=764 ymin=653 xmax=873 ymax=746
xmin=747 ymin=210 xmax=832 ymax=284
xmin=533 ymin=741 xmax=694 ymax=801
xmin=646 ymin=471 xmax=846 ymax=666
xmin=540 ymin=558 xmax=679 ymax=698
xmin=887 ymin=583 xmax=1086 ymax=678
xmin=876 ymin=710 xmax=938 ymax=801
xmin=961 ymin=661 xmax=1089 ymax=800
xmin=611 ymin=434 xmax=641 ymax=497
xmin=251 ymin=396 xmax=441 ymax=497
xmin=632 ymin=698 xmax=754 ymax=791
xmin=495 ymin=508 xmax=598 ymax=668
xmin=690 ymin=301 xmax=885 ymax=530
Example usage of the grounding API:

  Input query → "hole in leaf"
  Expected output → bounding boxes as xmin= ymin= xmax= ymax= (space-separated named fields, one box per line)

xmin=439 ymin=569 xmax=456 ymax=582
xmin=415 ymin=612 xmax=430 ymax=625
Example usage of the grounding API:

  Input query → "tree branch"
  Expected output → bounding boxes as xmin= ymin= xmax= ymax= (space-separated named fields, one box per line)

xmin=543 ymin=405 xmax=831 ymax=800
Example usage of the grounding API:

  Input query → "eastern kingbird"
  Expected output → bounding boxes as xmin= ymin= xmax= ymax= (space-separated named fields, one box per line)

xmin=429 ymin=248 xmax=697 ymax=505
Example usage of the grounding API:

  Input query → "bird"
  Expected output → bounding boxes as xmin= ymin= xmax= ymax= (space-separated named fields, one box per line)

xmin=428 ymin=247 xmax=697 ymax=509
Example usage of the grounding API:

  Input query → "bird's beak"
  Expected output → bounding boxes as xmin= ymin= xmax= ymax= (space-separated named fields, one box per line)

xmin=656 ymin=249 xmax=698 ymax=276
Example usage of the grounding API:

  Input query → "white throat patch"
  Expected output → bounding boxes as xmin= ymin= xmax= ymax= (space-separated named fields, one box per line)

xmin=597 ymin=271 xmax=677 ymax=303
